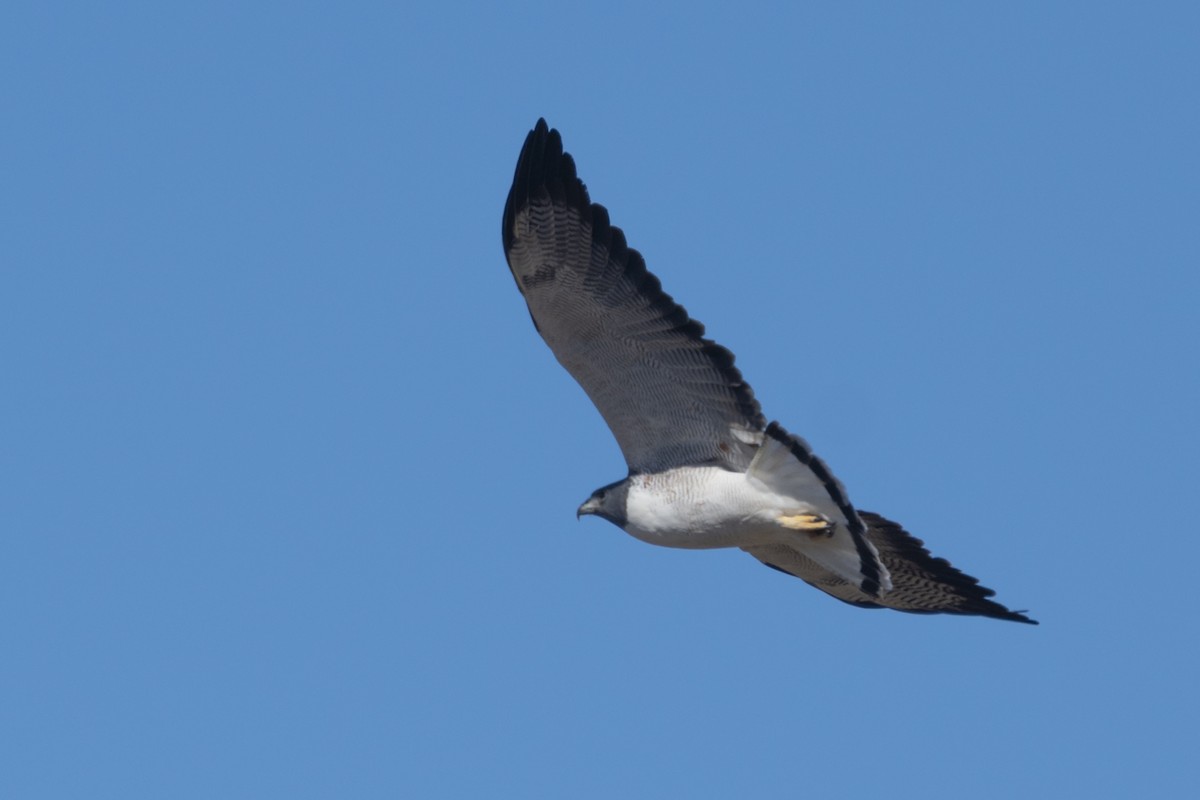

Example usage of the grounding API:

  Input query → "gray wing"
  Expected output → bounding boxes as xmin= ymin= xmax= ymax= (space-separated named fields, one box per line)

xmin=743 ymin=511 xmax=1037 ymax=624
xmin=502 ymin=119 xmax=765 ymax=473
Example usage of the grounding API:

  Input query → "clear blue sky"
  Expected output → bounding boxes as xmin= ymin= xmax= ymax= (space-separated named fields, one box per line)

xmin=3 ymin=2 xmax=1197 ymax=797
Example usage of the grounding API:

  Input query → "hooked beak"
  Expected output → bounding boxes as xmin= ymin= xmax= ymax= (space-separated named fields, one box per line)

xmin=577 ymin=496 xmax=600 ymax=520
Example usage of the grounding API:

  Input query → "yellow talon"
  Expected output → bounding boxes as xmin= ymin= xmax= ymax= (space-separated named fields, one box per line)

xmin=777 ymin=512 xmax=833 ymax=532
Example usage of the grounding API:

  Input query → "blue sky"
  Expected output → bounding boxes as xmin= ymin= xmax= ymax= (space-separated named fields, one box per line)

xmin=3 ymin=2 xmax=1197 ymax=797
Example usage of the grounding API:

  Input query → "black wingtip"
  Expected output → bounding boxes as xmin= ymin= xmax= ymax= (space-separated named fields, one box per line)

xmin=502 ymin=118 xmax=587 ymax=254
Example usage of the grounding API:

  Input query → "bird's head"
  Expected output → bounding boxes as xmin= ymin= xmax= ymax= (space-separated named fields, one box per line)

xmin=577 ymin=478 xmax=630 ymax=528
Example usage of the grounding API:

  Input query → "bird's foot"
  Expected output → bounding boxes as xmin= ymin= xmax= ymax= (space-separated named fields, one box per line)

xmin=777 ymin=512 xmax=834 ymax=537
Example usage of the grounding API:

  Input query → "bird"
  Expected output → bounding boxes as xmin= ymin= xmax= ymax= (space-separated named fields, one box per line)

xmin=502 ymin=118 xmax=1035 ymax=624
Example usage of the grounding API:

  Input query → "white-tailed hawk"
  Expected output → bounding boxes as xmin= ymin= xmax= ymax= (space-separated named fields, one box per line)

xmin=502 ymin=118 xmax=1035 ymax=624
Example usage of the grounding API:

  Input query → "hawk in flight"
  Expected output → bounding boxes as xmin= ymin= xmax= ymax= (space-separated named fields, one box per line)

xmin=502 ymin=119 xmax=1035 ymax=624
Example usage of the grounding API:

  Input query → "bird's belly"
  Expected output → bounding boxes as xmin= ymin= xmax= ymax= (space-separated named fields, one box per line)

xmin=621 ymin=468 xmax=788 ymax=550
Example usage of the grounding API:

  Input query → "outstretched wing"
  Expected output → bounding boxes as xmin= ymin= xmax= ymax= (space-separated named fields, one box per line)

xmin=502 ymin=119 xmax=765 ymax=474
xmin=743 ymin=511 xmax=1037 ymax=624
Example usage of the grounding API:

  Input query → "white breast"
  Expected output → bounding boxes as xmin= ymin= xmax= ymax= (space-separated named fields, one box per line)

xmin=621 ymin=467 xmax=812 ymax=550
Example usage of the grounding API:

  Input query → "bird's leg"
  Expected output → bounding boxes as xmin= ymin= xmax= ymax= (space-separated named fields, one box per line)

xmin=777 ymin=512 xmax=835 ymax=538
